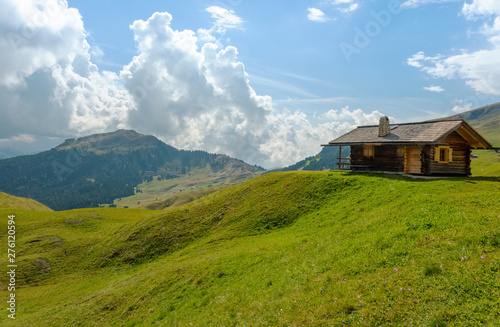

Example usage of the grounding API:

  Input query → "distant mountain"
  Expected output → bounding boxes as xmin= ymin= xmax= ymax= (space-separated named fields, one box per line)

xmin=0 ymin=130 xmax=264 ymax=210
xmin=443 ymin=101 xmax=500 ymax=146
xmin=281 ymin=146 xmax=350 ymax=171
xmin=0 ymin=147 xmax=24 ymax=159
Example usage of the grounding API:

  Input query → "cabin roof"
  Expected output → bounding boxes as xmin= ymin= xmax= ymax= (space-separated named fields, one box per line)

xmin=324 ymin=119 xmax=492 ymax=149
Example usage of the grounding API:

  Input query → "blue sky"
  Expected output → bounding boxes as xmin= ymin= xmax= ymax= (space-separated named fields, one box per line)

xmin=0 ymin=0 xmax=499 ymax=167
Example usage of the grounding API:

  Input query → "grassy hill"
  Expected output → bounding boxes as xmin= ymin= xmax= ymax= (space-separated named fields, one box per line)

xmin=0 ymin=192 xmax=52 ymax=211
xmin=1 ymin=171 xmax=499 ymax=326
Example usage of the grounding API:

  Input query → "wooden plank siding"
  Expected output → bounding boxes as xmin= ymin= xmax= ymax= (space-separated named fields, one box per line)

xmin=351 ymin=145 xmax=404 ymax=172
xmin=404 ymin=146 xmax=423 ymax=174
xmin=427 ymin=132 xmax=471 ymax=176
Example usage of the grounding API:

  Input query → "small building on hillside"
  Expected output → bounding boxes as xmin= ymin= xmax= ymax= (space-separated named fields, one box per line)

xmin=322 ymin=117 xmax=494 ymax=176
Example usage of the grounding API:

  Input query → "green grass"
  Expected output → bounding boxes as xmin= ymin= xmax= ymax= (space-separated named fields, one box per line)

xmin=1 ymin=172 xmax=499 ymax=326
xmin=0 ymin=192 xmax=52 ymax=211
xmin=471 ymin=150 xmax=500 ymax=177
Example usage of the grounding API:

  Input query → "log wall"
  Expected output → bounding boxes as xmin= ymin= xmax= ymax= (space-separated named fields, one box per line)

xmin=427 ymin=132 xmax=471 ymax=176
xmin=351 ymin=145 xmax=404 ymax=172
xmin=349 ymin=132 xmax=471 ymax=176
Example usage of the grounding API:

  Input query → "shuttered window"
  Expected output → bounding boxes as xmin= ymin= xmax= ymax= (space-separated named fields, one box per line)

xmin=363 ymin=144 xmax=375 ymax=157
xmin=434 ymin=146 xmax=453 ymax=163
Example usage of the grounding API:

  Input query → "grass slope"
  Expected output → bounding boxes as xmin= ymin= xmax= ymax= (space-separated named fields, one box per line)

xmin=471 ymin=151 xmax=500 ymax=177
xmin=1 ymin=172 xmax=499 ymax=326
xmin=0 ymin=192 xmax=52 ymax=211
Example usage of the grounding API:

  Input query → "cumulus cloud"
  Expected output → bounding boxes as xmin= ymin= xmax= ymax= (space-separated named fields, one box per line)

xmin=308 ymin=8 xmax=328 ymax=22
xmin=407 ymin=0 xmax=500 ymax=96
xmin=0 ymin=0 xmax=133 ymax=140
xmin=424 ymin=85 xmax=445 ymax=92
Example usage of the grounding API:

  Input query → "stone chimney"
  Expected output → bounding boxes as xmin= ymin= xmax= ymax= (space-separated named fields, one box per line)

xmin=378 ymin=116 xmax=390 ymax=137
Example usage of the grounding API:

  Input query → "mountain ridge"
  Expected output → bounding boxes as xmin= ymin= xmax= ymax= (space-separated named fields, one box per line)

xmin=0 ymin=129 xmax=264 ymax=210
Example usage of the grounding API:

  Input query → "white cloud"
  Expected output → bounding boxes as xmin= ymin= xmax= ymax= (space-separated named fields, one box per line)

xmin=197 ymin=6 xmax=244 ymax=47
xmin=307 ymin=8 xmax=327 ymax=22
xmin=206 ymin=6 xmax=243 ymax=32
xmin=11 ymin=134 xmax=36 ymax=143
xmin=407 ymin=0 xmax=500 ymax=96
xmin=0 ymin=0 xmax=133 ymax=141
xmin=0 ymin=0 xmax=83 ymax=88
xmin=451 ymin=100 xmax=473 ymax=113
xmin=329 ymin=0 xmax=360 ymax=14
xmin=341 ymin=3 xmax=359 ymax=13
xmin=400 ymin=0 xmax=460 ymax=9
xmin=323 ymin=107 xmax=385 ymax=126
xmin=462 ymin=0 xmax=500 ymax=18
xmin=423 ymin=85 xmax=445 ymax=92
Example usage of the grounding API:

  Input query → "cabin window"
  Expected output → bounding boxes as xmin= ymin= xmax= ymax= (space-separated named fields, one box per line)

xmin=434 ymin=146 xmax=453 ymax=163
xmin=363 ymin=144 xmax=375 ymax=157
xmin=397 ymin=146 xmax=405 ymax=157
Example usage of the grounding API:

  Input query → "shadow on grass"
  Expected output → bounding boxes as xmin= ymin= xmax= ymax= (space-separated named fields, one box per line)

xmin=331 ymin=171 xmax=500 ymax=183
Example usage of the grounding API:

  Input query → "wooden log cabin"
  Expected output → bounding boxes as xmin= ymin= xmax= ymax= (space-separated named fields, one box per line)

xmin=322 ymin=117 xmax=494 ymax=176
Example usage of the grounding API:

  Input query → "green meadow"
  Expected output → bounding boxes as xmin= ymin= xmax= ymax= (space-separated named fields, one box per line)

xmin=1 ymin=171 xmax=499 ymax=326
xmin=471 ymin=150 xmax=500 ymax=177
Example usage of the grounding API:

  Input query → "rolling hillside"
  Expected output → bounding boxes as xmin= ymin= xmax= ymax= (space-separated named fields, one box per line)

xmin=0 ymin=192 xmax=52 ymax=211
xmin=1 ymin=171 xmax=499 ymax=326
xmin=0 ymin=130 xmax=263 ymax=210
